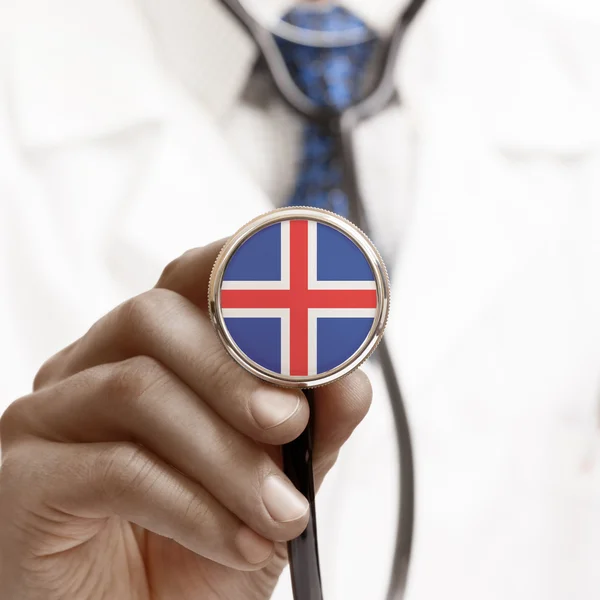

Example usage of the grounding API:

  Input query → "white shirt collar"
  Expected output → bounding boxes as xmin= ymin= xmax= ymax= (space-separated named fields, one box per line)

xmin=7 ymin=0 xmax=409 ymax=149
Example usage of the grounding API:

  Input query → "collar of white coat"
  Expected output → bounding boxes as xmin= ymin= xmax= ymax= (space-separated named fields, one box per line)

xmin=6 ymin=0 xmax=407 ymax=150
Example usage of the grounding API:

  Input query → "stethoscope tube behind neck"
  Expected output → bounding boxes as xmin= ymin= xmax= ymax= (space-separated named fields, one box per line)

xmin=220 ymin=0 xmax=334 ymax=122
xmin=221 ymin=0 xmax=429 ymax=125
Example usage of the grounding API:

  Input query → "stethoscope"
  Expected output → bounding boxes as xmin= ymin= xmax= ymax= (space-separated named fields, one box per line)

xmin=217 ymin=2 xmax=429 ymax=599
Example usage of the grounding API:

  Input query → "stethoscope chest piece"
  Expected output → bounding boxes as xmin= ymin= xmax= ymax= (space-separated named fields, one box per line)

xmin=208 ymin=206 xmax=390 ymax=390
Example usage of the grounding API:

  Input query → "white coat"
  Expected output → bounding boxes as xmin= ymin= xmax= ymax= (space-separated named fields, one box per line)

xmin=2 ymin=0 xmax=600 ymax=599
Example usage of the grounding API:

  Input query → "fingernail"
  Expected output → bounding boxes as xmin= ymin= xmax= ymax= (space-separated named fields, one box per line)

xmin=235 ymin=526 xmax=274 ymax=564
xmin=262 ymin=476 xmax=309 ymax=523
xmin=251 ymin=389 xmax=301 ymax=430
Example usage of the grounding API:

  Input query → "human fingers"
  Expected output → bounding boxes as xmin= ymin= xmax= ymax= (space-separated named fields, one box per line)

xmin=3 ymin=358 xmax=310 ymax=543
xmin=0 ymin=437 xmax=274 ymax=571
xmin=155 ymin=240 xmax=226 ymax=307
xmin=33 ymin=287 xmax=309 ymax=447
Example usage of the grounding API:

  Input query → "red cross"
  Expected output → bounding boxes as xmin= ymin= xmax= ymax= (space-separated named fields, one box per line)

xmin=221 ymin=220 xmax=377 ymax=376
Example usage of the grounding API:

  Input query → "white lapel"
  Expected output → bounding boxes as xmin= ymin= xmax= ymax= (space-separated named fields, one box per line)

xmin=8 ymin=0 xmax=168 ymax=149
xmin=107 ymin=86 xmax=272 ymax=293
xmin=379 ymin=0 xmax=600 ymax=396
xmin=7 ymin=0 xmax=261 ymax=149
xmin=6 ymin=0 xmax=271 ymax=295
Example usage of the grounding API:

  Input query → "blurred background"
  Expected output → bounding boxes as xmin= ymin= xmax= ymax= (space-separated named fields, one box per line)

xmin=2 ymin=0 xmax=600 ymax=599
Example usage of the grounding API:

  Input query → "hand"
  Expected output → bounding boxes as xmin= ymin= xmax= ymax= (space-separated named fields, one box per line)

xmin=0 ymin=240 xmax=372 ymax=600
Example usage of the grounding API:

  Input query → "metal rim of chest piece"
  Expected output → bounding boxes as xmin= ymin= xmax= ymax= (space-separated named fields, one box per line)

xmin=208 ymin=206 xmax=390 ymax=389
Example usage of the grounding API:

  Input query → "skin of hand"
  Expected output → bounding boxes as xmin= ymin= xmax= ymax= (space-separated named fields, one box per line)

xmin=0 ymin=240 xmax=372 ymax=600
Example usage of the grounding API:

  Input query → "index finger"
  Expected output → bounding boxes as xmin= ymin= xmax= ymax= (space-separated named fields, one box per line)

xmin=155 ymin=240 xmax=228 ymax=309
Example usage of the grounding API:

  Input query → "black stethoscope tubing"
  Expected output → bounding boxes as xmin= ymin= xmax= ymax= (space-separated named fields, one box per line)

xmin=218 ymin=2 xmax=428 ymax=599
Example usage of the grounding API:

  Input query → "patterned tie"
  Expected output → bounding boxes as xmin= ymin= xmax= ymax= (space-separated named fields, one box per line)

xmin=276 ymin=6 xmax=376 ymax=218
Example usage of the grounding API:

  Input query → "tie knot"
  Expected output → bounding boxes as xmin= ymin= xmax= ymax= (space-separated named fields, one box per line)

xmin=276 ymin=6 xmax=376 ymax=110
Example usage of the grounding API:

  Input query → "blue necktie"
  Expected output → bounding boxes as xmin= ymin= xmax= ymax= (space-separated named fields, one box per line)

xmin=277 ymin=6 xmax=375 ymax=218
